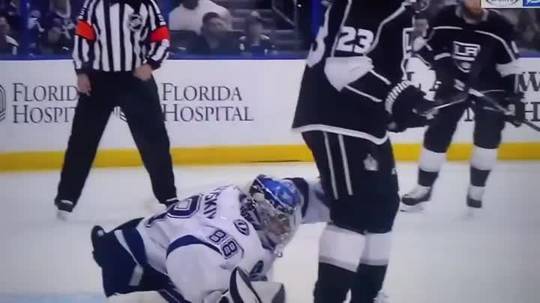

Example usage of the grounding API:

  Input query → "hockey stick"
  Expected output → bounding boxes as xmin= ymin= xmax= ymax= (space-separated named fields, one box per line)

xmin=420 ymin=91 xmax=469 ymax=115
xmin=469 ymin=89 xmax=540 ymax=132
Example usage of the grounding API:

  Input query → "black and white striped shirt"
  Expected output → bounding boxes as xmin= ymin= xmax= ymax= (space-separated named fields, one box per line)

xmin=73 ymin=0 xmax=170 ymax=73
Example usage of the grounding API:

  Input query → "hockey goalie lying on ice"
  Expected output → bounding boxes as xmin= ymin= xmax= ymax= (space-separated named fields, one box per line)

xmin=90 ymin=175 xmax=330 ymax=303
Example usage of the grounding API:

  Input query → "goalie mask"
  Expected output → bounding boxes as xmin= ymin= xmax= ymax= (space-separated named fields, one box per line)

xmin=241 ymin=175 xmax=303 ymax=255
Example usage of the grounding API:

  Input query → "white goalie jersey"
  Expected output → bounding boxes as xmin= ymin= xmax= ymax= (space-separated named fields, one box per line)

xmin=135 ymin=183 xmax=329 ymax=302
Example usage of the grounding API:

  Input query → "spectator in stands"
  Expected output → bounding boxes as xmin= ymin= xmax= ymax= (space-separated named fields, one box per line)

xmin=39 ymin=19 xmax=71 ymax=55
xmin=28 ymin=9 xmax=45 ymax=55
xmin=0 ymin=0 xmax=21 ymax=35
xmin=0 ymin=15 xmax=17 ymax=55
xmin=48 ymin=0 xmax=72 ymax=19
xmin=239 ymin=12 xmax=276 ymax=56
xmin=44 ymin=0 xmax=74 ymax=37
xmin=513 ymin=9 xmax=540 ymax=51
xmin=30 ymin=0 xmax=73 ymax=55
xmin=188 ymin=12 xmax=239 ymax=55
xmin=169 ymin=0 xmax=231 ymax=34
xmin=424 ymin=0 xmax=456 ymax=19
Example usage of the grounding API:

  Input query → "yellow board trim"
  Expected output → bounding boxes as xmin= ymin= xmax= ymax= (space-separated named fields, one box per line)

xmin=0 ymin=142 xmax=539 ymax=172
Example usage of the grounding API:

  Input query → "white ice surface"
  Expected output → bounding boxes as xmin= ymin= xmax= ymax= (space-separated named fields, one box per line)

xmin=0 ymin=162 xmax=539 ymax=303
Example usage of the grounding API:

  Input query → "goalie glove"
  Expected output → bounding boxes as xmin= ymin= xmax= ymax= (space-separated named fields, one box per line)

xmin=218 ymin=268 xmax=285 ymax=303
xmin=324 ymin=56 xmax=373 ymax=91
xmin=385 ymin=81 xmax=435 ymax=132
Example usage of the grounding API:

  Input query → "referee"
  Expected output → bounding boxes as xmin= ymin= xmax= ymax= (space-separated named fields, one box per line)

xmin=55 ymin=0 xmax=178 ymax=218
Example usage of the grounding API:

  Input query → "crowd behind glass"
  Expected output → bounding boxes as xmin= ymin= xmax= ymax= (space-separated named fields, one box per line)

xmin=0 ymin=0 xmax=538 ymax=58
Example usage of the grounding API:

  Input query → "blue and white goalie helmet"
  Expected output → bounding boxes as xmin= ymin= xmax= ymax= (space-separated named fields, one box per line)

xmin=242 ymin=175 xmax=303 ymax=254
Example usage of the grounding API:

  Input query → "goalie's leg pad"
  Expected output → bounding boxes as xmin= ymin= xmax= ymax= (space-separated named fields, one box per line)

xmin=91 ymin=226 xmax=172 ymax=298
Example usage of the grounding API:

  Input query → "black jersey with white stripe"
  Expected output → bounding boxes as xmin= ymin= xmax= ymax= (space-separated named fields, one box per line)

xmin=417 ymin=5 xmax=519 ymax=94
xmin=73 ymin=0 xmax=170 ymax=74
xmin=292 ymin=0 xmax=416 ymax=144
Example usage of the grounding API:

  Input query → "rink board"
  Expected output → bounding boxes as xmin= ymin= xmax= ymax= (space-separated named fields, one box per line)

xmin=0 ymin=59 xmax=539 ymax=171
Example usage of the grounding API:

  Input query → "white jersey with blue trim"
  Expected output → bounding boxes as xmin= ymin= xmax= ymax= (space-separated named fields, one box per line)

xmin=136 ymin=185 xmax=276 ymax=302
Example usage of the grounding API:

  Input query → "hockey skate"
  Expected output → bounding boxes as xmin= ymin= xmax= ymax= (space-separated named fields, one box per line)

xmin=400 ymin=185 xmax=432 ymax=212
xmin=465 ymin=186 xmax=484 ymax=218
xmin=55 ymin=199 xmax=75 ymax=221
xmin=374 ymin=291 xmax=390 ymax=303
xmin=466 ymin=196 xmax=482 ymax=209
xmin=90 ymin=225 xmax=106 ymax=265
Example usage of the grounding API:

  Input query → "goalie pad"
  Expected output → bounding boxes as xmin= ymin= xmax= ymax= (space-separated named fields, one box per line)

xmin=218 ymin=268 xmax=285 ymax=303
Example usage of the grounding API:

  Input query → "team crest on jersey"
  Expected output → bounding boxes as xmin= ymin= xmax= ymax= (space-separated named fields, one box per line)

xmin=363 ymin=154 xmax=379 ymax=172
xmin=452 ymin=41 xmax=481 ymax=73
xmin=234 ymin=219 xmax=250 ymax=236
xmin=128 ymin=13 xmax=143 ymax=31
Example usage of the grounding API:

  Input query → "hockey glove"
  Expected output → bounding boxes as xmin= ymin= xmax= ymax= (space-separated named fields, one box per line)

xmin=324 ymin=56 xmax=373 ymax=91
xmin=503 ymin=92 xmax=525 ymax=127
xmin=385 ymin=81 xmax=435 ymax=132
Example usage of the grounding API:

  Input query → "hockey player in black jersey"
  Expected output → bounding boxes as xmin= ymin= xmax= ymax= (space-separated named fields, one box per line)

xmin=401 ymin=0 xmax=524 ymax=212
xmin=292 ymin=1 xmax=434 ymax=302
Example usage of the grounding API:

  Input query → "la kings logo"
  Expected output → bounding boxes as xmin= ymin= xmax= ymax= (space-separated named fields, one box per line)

xmin=453 ymin=41 xmax=481 ymax=73
xmin=0 ymin=85 xmax=6 ymax=122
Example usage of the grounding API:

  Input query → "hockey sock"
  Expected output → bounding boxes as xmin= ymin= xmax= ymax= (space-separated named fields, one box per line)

xmin=315 ymin=224 xmax=366 ymax=303
xmin=418 ymin=147 xmax=446 ymax=187
xmin=351 ymin=264 xmax=387 ymax=303
xmin=315 ymin=263 xmax=356 ymax=303
xmin=350 ymin=232 xmax=392 ymax=303
xmin=470 ymin=146 xmax=497 ymax=188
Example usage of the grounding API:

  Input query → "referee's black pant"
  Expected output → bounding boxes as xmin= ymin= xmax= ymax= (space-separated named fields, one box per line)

xmin=56 ymin=71 xmax=177 ymax=208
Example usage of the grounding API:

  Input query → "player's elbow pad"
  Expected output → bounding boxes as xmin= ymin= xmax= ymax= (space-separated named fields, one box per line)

xmin=324 ymin=56 xmax=373 ymax=91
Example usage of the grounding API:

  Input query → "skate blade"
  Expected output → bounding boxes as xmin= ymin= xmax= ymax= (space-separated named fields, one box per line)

xmin=56 ymin=210 xmax=71 ymax=221
xmin=464 ymin=207 xmax=482 ymax=219
xmin=400 ymin=202 xmax=425 ymax=213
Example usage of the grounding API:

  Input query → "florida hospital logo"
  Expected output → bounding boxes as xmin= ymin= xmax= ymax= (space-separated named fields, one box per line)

xmin=524 ymin=0 xmax=540 ymax=7
xmin=128 ymin=13 xmax=143 ymax=31
xmin=485 ymin=0 xmax=520 ymax=6
xmin=0 ymin=85 xmax=6 ymax=122
xmin=453 ymin=41 xmax=481 ymax=73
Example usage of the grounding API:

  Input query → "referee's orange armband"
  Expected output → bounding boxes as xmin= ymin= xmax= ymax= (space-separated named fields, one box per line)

xmin=150 ymin=26 xmax=170 ymax=42
xmin=76 ymin=20 xmax=96 ymax=41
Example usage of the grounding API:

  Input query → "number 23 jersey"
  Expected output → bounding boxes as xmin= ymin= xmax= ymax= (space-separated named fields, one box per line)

xmin=293 ymin=0 xmax=416 ymax=143
xmin=136 ymin=185 xmax=275 ymax=302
